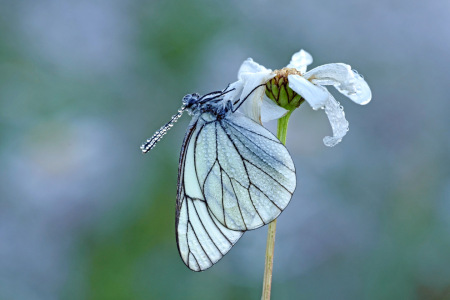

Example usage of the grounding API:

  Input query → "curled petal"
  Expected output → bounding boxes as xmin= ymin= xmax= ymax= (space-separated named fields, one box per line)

xmin=304 ymin=63 xmax=372 ymax=105
xmin=240 ymin=94 xmax=288 ymax=124
xmin=260 ymin=95 xmax=289 ymax=122
xmin=317 ymin=86 xmax=349 ymax=147
xmin=223 ymin=80 xmax=244 ymax=103
xmin=237 ymin=71 xmax=275 ymax=123
xmin=232 ymin=57 xmax=275 ymax=123
xmin=238 ymin=58 xmax=271 ymax=80
xmin=286 ymin=49 xmax=313 ymax=74
xmin=287 ymin=74 xmax=329 ymax=110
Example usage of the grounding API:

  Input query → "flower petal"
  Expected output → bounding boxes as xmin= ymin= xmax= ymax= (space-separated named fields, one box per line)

xmin=304 ymin=63 xmax=372 ymax=105
xmin=287 ymin=74 xmax=329 ymax=110
xmin=286 ymin=49 xmax=313 ymax=73
xmin=223 ymin=80 xmax=244 ymax=103
xmin=238 ymin=58 xmax=271 ymax=80
xmin=260 ymin=95 xmax=289 ymax=122
xmin=318 ymin=87 xmax=349 ymax=147
xmin=237 ymin=71 xmax=275 ymax=123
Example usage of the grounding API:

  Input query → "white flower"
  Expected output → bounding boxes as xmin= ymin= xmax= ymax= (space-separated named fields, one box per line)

xmin=225 ymin=49 xmax=372 ymax=147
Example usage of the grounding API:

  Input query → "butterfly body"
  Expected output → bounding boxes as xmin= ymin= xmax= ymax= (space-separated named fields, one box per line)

xmin=182 ymin=92 xmax=233 ymax=118
xmin=142 ymin=88 xmax=296 ymax=271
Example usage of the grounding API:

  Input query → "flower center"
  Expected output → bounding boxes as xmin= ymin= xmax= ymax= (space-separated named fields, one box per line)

xmin=265 ymin=68 xmax=304 ymax=111
xmin=273 ymin=67 xmax=302 ymax=78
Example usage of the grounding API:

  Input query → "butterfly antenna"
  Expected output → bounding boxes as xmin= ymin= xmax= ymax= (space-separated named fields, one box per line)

xmin=232 ymin=83 xmax=266 ymax=112
xmin=140 ymin=105 xmax=186 ymax=153
xmin=198 ymin=85 xmax=236 ymax=104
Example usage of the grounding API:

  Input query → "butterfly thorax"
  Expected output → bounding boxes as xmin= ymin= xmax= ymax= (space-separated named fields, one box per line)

xmin=183 ymin=93 xmax=232 ymax=119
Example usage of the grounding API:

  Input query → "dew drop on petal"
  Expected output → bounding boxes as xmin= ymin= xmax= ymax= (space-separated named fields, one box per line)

xmin=322 ymin=91 xmax=350 ymax=147
xmin=323 ymin=136 xmax=342 ymax=147
xmin=353 ymin=69 xmax=364 ymax=79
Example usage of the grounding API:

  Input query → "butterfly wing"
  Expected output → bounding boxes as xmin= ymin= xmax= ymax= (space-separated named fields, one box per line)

xmin=176 ymin=117 xmax=244 ymax=272
xmin=194 ymin=112 xmax=296 ymax=231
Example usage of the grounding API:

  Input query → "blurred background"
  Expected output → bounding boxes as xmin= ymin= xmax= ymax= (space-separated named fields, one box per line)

xmin=1 ymin=0 xmax=449 ymax=299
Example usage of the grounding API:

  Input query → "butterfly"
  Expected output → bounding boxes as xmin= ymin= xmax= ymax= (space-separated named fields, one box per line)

xmin=141 ymin=85 xmax=296 ymax=271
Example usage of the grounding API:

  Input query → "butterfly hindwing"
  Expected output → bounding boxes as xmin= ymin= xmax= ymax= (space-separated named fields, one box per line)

xmin=176 ymin=118 xmax=244 ymax=272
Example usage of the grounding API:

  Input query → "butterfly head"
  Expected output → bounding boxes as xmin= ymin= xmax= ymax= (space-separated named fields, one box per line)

xmin=182 ymin=93 xmax=201 ymax=114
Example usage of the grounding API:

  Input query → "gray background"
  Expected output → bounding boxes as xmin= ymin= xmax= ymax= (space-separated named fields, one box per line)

xmin=1 ymin=0 xmax=449 ymax=299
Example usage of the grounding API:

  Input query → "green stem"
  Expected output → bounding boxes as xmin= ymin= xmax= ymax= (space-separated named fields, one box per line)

xmin=276 ymin=110 xmax=292 ymax=145
xmin=261 ymin=110 xmax=292 ymax=300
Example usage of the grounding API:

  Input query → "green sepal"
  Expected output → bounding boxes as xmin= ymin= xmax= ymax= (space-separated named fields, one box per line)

xmin=290 ymin=93 xmax=303 ymax=108
xmin=271 ymin=79 xmax=279 ymax=100
xmin=279 ymin=85 xmax=289 ymax=107
xmin=265 ymin=76 xmax=304 ymax=112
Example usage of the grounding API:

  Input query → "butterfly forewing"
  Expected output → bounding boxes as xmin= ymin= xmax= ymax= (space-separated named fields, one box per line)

xmin=147 ymin=89 xmax=297 ymax=271
xmin=194 ymin=112 xmax=296 ymax=231
xmin=176 ymin=118 xmax=244 ymax=272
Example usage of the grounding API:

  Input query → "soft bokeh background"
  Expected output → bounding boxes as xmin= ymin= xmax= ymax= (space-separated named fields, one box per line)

xmin=1 ymin=0 xmax=449 ymax=299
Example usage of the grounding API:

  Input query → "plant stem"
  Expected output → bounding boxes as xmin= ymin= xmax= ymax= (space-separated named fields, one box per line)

xmin=276 ymin=111 xmax=291 ymax=145
xmin=261 ymin=110 xmax=292 ymax=300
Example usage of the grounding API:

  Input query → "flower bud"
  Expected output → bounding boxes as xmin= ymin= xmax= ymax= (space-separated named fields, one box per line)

xmin=265 ymin=68 xmax=304 ymax=111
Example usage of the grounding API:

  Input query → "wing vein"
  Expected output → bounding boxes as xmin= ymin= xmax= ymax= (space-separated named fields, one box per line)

xmin=247 ymin=182 xmax=265 ymax=224
xmin=226 ymin=172 xmax=247 ymax=230
xmin=224 ymin=120 xmax=281 ymax=144
xmin=210 ymin=217 xmax=233 ymax=248
xmin=244 ymin=159 xmax=293 ymax=194
xmin=193 ymin=123 xmax=206 ymax=189
xmin=202 ymin=161 xmax=217 ymax=194
xmin=192 ymin=201 xmax=222 ymax=254
xmin=220 ymin=166 xmax=226 ymax=227
xmin=226 ymin=122 xmax=295 ymax=172
xmin=218 ymin=122 xmax=266 ymax=224
xmin=189 ymin=221 xmax=213 ymax=265
xmin=251 ymin=184 xmax=282 ymax=211
xmin=187 ymin=222 xmax=202 ymax=268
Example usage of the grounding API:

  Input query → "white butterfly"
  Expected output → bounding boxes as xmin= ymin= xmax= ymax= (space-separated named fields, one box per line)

xmin=141 ymin=86 xmax=296 ymax=271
